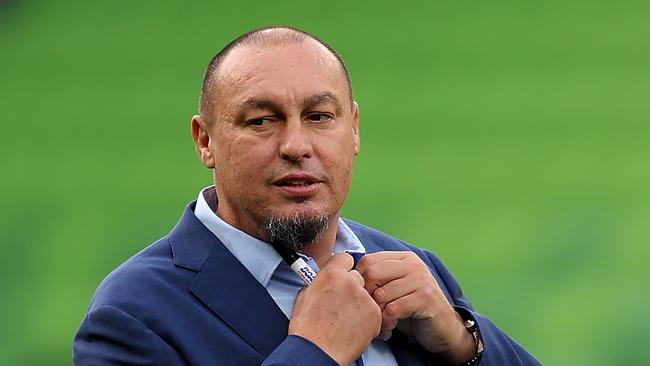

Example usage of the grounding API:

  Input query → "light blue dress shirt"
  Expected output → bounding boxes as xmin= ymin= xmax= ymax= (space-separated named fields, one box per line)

xmin=194 ymin=187 xmax=398 ymax=366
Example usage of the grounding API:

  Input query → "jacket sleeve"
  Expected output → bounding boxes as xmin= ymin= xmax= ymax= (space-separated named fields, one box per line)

xmin=262 ymin=336 xmax=339 ymax=366
xmin=425 ymin=251 xmax=542 ymax=366
xmin=73 ymin=305 xmax=187 ymax=365
xmin=74 ymin=305 xmax=338 ymax=366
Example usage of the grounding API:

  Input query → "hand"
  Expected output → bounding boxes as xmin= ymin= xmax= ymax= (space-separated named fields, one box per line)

xmin=356 ymin=251 xmax=476 ymax=364
xmin=289 ymin=253 xmax=382 ymax=366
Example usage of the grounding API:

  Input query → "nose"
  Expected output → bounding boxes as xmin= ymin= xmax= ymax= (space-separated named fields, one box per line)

xmin=278 ymin=118 xmax=313 ymax=162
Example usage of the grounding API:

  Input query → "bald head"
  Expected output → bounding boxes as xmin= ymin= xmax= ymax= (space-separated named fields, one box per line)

xmin=199 ymin=26 xmax=353 ymax=120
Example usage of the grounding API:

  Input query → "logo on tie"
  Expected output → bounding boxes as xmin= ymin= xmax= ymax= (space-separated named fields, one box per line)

xmin=299 ymin=267 xmax=316 ymax=283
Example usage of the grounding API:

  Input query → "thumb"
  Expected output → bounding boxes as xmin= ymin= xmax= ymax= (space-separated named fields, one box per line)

xmin=322 ymin=252 xmax=354 ymax=271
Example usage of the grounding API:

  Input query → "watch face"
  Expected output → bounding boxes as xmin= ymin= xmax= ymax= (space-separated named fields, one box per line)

xmin=464 ymin=319 xmax=476 ymax=330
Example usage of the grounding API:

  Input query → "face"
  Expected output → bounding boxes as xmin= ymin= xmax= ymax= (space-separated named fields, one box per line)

xmin=192 ymin=39 xmax=360 ymax=241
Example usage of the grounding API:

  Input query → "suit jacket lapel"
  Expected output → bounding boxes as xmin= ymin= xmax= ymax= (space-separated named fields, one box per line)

xmin=170 ymin=202 xmax=289 ymax=358
xmin=190 ymin=241 xmax=289 ymax=357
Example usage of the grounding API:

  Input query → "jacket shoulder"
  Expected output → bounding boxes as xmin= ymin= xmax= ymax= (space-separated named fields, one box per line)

xmin=87 ymin=236 xmax=193 ymax=316
xmin=343 ymin=218 xmax=437 ymax=256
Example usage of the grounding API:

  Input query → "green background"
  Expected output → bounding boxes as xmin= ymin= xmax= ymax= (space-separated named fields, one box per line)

xmin=1 ymin=0 xmax=648 ymax=365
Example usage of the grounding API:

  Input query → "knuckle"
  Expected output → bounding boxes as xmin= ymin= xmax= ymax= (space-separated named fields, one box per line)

xmin=385 ymin=301 xmax=399 ymax=317
xmin=342 ymin=272 xmax=362 ymax=290
xmin=317 ymin=269 xmax=336 ymax=282
xmin=329 ymin=253 xmax=351 ymax=268
xmin=406 ymin=253 xmax=425 ymax=267
xmin=363 ymin=265 xmax=377 ymax=282
xmin=373 ymin=287 xmax=386 ymax=304
xmin=422 ymin=285 xmax=436 ymax=298
xmin=340 ymin=252 xmax=354 ymax=266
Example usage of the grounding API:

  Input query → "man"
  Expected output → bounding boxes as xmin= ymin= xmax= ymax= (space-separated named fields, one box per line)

xmin=74 ymin=26 xmax=540 ymax=365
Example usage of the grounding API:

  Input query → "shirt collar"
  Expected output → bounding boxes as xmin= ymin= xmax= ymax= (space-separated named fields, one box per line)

xmin=193 ymin=186 xmax=366 ymax=287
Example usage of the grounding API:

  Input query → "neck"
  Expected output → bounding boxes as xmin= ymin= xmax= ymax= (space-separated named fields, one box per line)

xmin=209 ymin=186 xmax=340 ymax=268
xmin=301 ymin=214 xmax=339 ymax=268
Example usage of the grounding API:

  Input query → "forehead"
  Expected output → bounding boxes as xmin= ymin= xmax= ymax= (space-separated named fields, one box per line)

xmin=212 ymin=40 xmax=349 ymax=110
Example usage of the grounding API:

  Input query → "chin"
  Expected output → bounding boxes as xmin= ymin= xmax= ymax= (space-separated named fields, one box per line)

xmin=274 ymin=200 xmax=328 ymax=219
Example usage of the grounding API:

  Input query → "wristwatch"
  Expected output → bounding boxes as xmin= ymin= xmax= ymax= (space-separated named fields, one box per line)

xmin=460 ymin=317 xmax=484 ymax=366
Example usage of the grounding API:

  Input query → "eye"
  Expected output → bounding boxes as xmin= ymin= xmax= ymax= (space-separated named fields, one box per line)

xmin=247 ymin=117 xmax=273 ymax=126
xmin=307 ymin=113 xmax=332 ymax=123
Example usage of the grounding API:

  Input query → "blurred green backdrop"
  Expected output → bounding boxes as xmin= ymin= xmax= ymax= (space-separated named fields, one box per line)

xmin=1 ymin=0 xmax=649 ymax=365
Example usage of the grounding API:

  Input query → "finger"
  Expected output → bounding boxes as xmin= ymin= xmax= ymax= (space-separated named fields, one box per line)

xmin=371 ymin=277 xmax=420 ymax=308
xmin=360 ymin=259 xmax=411 ymax=294
xmin=378 ymin=324 xmax=396 ymax=341
xmin=382 ymin=291 xmax=431 ymax=329
xmin=349 ymin=269 xmax=365 ymax=287
xmin=356 ymin=251 xmax=409 ymax=274
xmin=379 ymin=311 xmax=399 ymax=341
xmin=322 ymin=252 xmax=354 ymax=271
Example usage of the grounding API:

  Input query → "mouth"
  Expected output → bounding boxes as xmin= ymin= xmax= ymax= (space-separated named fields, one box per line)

xmin=272 ymin=173 xmax=322 ymax=196
xmin=273 ymin=173 xmax=321 ymax=186
xmin=274 ymin=179 xmax=318 ymax=187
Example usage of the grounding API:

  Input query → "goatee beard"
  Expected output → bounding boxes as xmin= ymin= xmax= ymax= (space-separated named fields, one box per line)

xmin=264 ymin=212 xmax=329 ymax=253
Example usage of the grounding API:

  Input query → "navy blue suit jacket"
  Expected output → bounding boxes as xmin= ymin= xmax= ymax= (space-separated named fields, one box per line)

xmin=73 ymin=201 xmax=541 ymax=365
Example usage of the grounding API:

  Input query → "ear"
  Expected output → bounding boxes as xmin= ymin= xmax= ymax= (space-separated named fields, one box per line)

xmin=191 ymin=115 xmax=215 ymax=169
xmin=352 ymin=102 xmax=361 ymax=155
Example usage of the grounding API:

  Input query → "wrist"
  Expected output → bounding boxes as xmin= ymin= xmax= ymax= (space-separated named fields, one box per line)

xmin=447 ymin=309 xmax=484 ymax=366
xmin=437 ymin=312 xmax=478 ymax=365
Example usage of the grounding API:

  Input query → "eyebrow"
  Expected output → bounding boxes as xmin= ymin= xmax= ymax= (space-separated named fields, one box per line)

xmin=303 ymin=92 xmax=341 ymax=110
xmin=241 ymin=98 xmax=283 ymax=112
xmin=239 ymin=92 xmax=342 ymax=115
